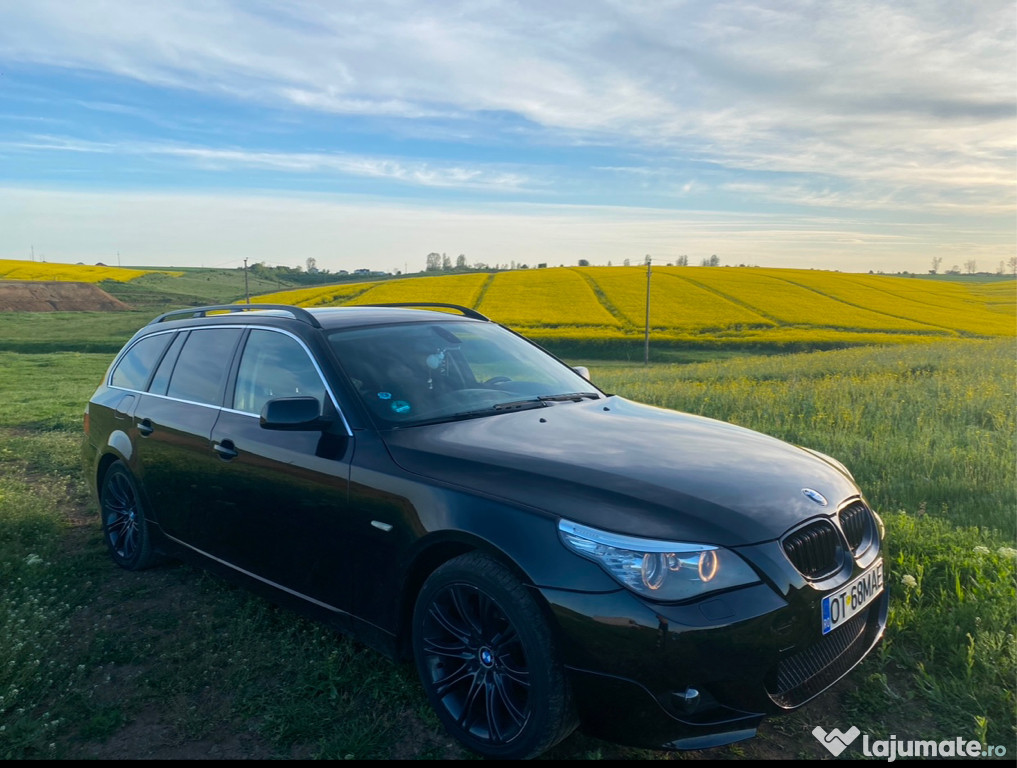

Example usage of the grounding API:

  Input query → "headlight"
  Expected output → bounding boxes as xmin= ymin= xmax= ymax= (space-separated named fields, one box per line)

xmin=558 ymin=519 xmax=760 ymax=602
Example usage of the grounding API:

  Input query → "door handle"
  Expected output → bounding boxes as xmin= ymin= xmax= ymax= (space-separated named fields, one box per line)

xmin=137 ymin=418 xmax=154 ymax=436
xmin=213 ymin=440 xmax=239 ymax=460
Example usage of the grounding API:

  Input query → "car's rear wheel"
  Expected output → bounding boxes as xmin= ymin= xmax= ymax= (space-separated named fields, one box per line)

xmin=100 ymin=461 xmax=160 ymax=571
xmin=412 ymin=552 xmax=577 ymax=759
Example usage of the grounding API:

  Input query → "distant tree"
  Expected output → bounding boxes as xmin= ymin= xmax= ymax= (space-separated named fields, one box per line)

xmin=997 ymin=260 xmax=1006 ymax=275
xmin=306 ymin=256 xmax=317 ymax=273
xmin=578 ymin=259 xmax=590 ymax=266
xmin=607 ymin=260 xmax=612 ymax=266
xmin=930 ymin=256 xmax=942 ymax=274
xmin=623 ymin=258 xmax=631 ymax=267
xmin=425 ymin=252 xmax=441 ymax=271
xmin=1009 ymin=257 xmax=1017 ymax=275
xmin=441 ymin=253 xmax=452 ymax=271
xmin=964 ymin=259 xmax=977 ymax=274
xmin=455 ymin=254 xmax=467 ymax=270
xmin=676 ymin=255 xmax=689 ymax=266
xmin=946 ymin=265 xmax=961 ymax=275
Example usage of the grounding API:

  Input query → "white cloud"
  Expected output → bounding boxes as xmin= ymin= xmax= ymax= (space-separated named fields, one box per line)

xmin=2 ymin=135 xmax=532 ymax=191
xmin=0 ymin=1 xmax=1012 ymax=266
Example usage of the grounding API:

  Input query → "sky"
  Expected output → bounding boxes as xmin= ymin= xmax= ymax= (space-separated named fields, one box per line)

xmin=0 ymin=0 xmax=1014 ymax=275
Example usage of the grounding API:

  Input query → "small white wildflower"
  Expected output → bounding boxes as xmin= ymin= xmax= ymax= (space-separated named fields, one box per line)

xmin=901 ymin=574 xmax=918 ymax=588
xmin=973 ymin=546 xmax=990 ymax=555
xmin=24 ymin=554 xmax=43 ymax=566
xmin=997 ymin=547 xmax=1017 ymax=559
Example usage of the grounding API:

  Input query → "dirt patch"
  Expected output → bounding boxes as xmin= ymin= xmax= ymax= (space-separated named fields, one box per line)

xmin=0 ymin=281 xmax=132 ymax=311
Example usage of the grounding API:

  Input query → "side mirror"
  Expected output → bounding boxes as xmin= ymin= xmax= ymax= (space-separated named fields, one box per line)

xmin=260 ymin=396 xmax=331 ymax=431
xmin=573 ymin=365 xmax=591 ymax=381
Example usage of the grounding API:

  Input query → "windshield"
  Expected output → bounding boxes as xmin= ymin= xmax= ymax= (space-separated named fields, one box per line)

xmin=327 ymin=320 xmax=601 ymax=427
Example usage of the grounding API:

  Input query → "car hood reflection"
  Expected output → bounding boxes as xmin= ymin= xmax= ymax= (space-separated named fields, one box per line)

xmin=381 ymin=396 xmax=861 ymax=547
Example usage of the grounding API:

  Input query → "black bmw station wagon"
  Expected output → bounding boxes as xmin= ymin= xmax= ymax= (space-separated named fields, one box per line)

xmin=82 ymin=302 xmax=887 ymax=759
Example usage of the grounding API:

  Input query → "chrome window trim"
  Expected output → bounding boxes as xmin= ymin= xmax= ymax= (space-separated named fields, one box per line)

xmin=106 ymin=327 xmax=179 ymax=389
xmin=107 ymin=323 xmax=354 ymax=437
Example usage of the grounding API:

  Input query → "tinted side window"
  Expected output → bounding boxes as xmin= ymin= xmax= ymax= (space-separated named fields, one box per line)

xmin=110 ymin=333 xmax=173 ymax=391
xmin=233 ymin=329 xmax=326 ymax=415
xmin=165 ymin=328 xmax=242 ymax=406
xmin=148 ymin=331 xmax=187 ymax=395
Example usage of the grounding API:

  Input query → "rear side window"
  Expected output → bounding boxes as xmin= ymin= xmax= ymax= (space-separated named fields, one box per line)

xmin=148 ymin=331 xmax=187 ymax=396
xmin=110 ymin=333 xmax=174 ymax=391
xmin=165 ymin=328 xmax=242 ymax=406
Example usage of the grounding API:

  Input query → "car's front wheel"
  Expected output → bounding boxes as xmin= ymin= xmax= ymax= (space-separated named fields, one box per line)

xmin=100 ymin=461 xmax=161 ymax=571
xmin=412 ymin=552 xmax=577 ymax=759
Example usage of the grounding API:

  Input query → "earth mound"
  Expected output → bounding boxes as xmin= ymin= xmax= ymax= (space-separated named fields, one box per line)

xmin=0 ymin=281 xmax=133 ymax=311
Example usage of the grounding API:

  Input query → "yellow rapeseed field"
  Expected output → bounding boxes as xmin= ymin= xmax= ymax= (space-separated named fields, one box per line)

xmin=672 ymin=268 xmax=947 ymax=333
xmin=476 ymin=269 xmax=621 ymax=327
xmin=577 ymin=266 xmax=775 ymax=331
xmin=344 ymin=273 xmax=491 ymax=309
xmin=0 ymin=258 xmax=173 ymax=283
xmin=251 ymin=266 xmax=1015 ymax=347
xmin=251 ymin=281 xmax=378 ymax=307
xmin=775 ymin=271 xmax=1016 ymax=336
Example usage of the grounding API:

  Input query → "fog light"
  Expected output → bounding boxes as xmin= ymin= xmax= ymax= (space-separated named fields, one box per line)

xmin=670 ymin=687 xmax=700 ymax=713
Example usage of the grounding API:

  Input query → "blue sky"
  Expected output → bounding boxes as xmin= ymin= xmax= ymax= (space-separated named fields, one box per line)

xmin=1 ymin=0 xmax=1013 ymax=274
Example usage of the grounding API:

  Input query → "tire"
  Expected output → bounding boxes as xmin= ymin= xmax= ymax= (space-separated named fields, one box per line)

xmin=99 ymin=461 xmax=161 ymax=571
xmin=412 ymin=552 xmax=578 ymax=759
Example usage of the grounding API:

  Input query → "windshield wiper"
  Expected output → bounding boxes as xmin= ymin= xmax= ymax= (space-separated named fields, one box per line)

xmin=394 ymin=392 xmax=602 ymax=428
xmin=537 ymin=392 xmax=601 ymax=403
xmin=481 ymin=392 xmax=600 ymax=412
xmin=493 ymin=392 xmax=601 ymax=410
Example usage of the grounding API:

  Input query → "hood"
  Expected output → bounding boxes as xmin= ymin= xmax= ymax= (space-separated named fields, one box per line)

xmin=381 ymin=396 xmax=861 ymax=547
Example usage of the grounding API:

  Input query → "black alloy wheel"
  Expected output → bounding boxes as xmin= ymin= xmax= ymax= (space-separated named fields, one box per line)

xmin=100 ymin=461 xmax=159 ymax=571
xmin=412 ymin=552 xmax=577 ymax=759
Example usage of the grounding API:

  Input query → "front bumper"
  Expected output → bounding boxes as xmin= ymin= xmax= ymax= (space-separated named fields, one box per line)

xmin=539 ymin=566 xmax=888 ymax=750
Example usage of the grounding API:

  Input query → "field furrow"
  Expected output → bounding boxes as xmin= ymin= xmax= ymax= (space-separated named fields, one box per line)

xmin=676 ymin=268 xmax=952 ymax=333
xmin=477 ymin=269 xmax=621 ymax=327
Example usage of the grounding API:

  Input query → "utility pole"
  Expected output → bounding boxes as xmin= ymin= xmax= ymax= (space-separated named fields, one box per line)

xmin=644 ymin=255 xmax=652 ymax=366
xmin=243 ymin=258 xmax=250 ymax=304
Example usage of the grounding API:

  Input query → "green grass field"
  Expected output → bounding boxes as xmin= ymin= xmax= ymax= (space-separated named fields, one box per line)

xmin=0 ymin=337 xmax=1013 ymax=759
xmin=0 ymin=264 xmax=1014 ymax=758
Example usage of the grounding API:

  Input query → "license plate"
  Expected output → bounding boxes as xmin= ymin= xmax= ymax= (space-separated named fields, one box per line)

xmin=821 ymin=559 xmax=884 ymax=635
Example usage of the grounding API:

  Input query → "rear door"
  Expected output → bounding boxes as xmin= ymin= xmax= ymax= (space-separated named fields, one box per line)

xmin=133 ymin=327 xmax=243 ymax=542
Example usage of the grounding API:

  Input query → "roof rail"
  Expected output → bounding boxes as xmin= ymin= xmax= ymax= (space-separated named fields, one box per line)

xmin=361 ymin=302 xmax=490 ymax=321
xmin=147 ymin=304 xmax=322 ymax=328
